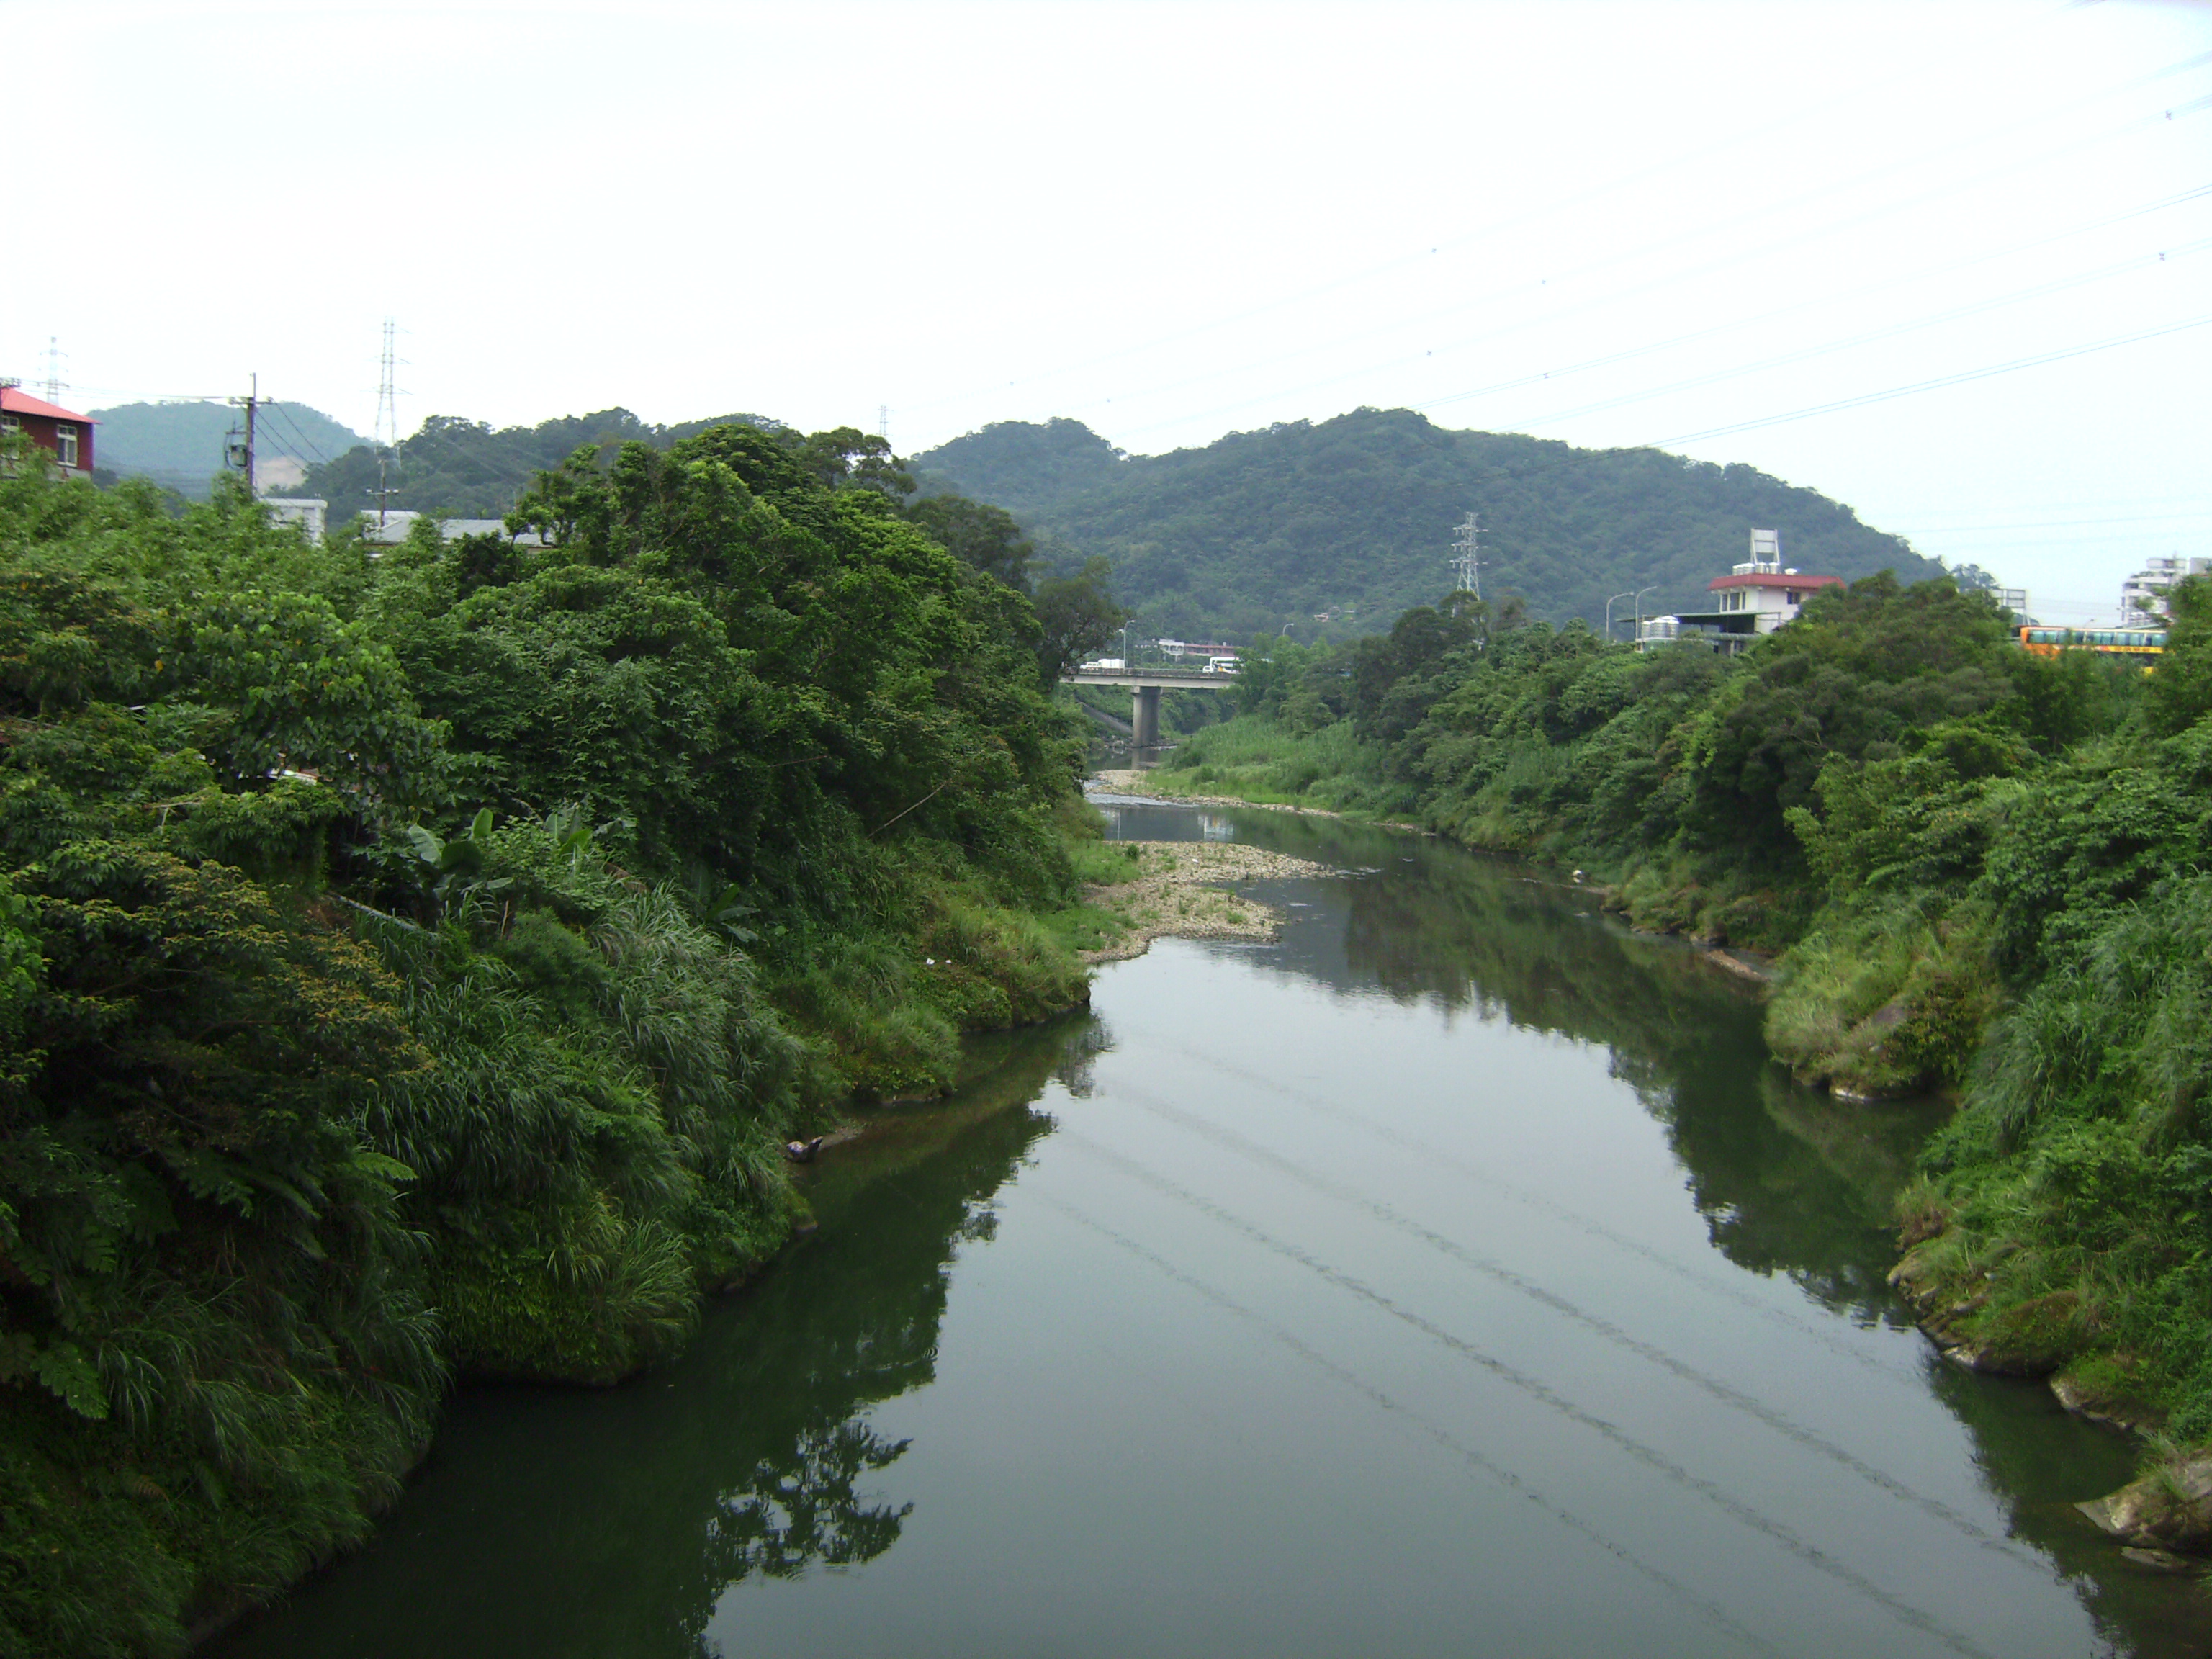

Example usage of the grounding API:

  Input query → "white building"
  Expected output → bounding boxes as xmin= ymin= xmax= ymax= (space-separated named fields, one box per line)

xmin=261 ymin=498 xmax=328 ymax=542
xmin=1637 ymin=529 xmax=1843 ymax=652
xmin=2121 ymin=556 xmax=2211 ymax=621
xmin=356 ymin=511 xmax=554 ymax=552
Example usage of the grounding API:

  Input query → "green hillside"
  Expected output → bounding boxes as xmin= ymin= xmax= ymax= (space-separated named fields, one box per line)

xmin=912 ymin=409 xmax=1951 ymax=642
xmin=88 ymin=400 xmax=369 ymax=499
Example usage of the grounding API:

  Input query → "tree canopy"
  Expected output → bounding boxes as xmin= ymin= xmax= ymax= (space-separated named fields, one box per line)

xmin=0 ymin=418 xmax=1099 ymax=1655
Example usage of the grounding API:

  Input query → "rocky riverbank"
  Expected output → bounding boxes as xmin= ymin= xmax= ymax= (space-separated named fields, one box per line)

xmin=1079 ymin=840 xmax=1333 ymax=963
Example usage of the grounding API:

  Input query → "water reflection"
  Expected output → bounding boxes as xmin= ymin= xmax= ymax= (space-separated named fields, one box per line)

xmin=217 ymin=1018 xmax=1096 ymax=1659
xmin=221 ymin=806 xmax=2204 ymax=1659
xmin=1210 ymin=809 xmax=1947 ymax=1326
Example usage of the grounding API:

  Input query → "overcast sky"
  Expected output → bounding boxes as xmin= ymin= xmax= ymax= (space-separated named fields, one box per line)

xmin=5 ymin=0 xmax=2208 ymax=621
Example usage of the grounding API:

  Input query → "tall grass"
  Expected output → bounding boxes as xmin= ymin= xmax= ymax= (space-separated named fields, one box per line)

xmin=1156 ymin=715 xmax=1400 ymax=811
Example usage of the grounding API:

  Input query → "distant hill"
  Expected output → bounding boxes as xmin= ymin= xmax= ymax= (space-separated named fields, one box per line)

xmin=89 ymin=401 xmax=369 ymax=499
xmin=912 ymin=409 xmax=1949 ymax=640
xmin=283 ymin=408 xmax=787 ymax=523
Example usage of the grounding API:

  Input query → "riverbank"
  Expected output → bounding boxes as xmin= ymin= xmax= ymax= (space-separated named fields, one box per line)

xmin=1103 ymin=772 xmax=1779 ymax=997
xmin=1090 ymin=768 xmax=1354 ymax=818
xmin=1084 ymin=773 xmax=2212 ymax=1565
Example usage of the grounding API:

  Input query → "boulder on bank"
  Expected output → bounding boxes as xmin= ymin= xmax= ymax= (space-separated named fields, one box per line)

xmin=2051 ymin=1357 xmax=2165 ymax=1435
xmin=1886 ymin=1247 xmax=2069 ymax=1376
xmin=2077 ymin=1456 xmax=2212 ymax=1555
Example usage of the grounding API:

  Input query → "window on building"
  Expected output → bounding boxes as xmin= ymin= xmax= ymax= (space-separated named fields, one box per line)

xmin=55 ymin=425 xmax=78 ymax=467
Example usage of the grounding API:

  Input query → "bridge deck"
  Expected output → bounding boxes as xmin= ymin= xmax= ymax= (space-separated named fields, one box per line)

xmin=1066 ymin=670 xmax=1238 ymax=691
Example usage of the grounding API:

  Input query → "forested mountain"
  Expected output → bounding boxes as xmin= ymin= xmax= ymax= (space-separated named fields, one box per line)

xmin=88 ymin=400 xmax=369 ymax=499
xmin=912 ymin=408 xmax=1950 ymax=641
xmin=283 ymin=407 xmax=787 ymax=522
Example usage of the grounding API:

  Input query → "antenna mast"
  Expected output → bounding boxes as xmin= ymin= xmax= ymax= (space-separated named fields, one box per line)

xmin=1450 ymin=511 xmax=1483 ymax=601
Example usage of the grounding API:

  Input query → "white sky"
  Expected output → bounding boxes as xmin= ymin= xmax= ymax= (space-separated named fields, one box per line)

xmin=5 ymin=0 xmax=2208 ymax=623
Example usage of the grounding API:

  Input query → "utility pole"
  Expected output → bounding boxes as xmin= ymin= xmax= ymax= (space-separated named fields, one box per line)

xmin=226 ymin=373 xmax=260 ymax=495
xmin=1450 ymin=511 xmax=1483 ymax=601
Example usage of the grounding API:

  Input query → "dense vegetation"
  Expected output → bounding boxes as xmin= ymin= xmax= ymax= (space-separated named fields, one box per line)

xmin=1154 ymin=572 xmax=2212 ymax=1464
xmin=912 ymin=408 xmax=1951 ymax=642
xmin=279 ymin=407 xmax=790 ymax=523
xmin=0 ymin=421 xmax=1112 ymax=1655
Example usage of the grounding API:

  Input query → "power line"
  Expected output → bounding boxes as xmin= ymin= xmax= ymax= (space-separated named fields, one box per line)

xmin=893 ymin=1 xmax=2103 ymax=422
xmin=1095 ymin=79 xmax=2212 ymax=444
xmin=1641 ymin=313 xmax=2212 ymax=448
xmin=1904 ymin=509 xmax=2212 ymax=534
xmin=1417 ymin=181 xmax=2212 ymax=418
xmin=1503 ymin=233 xmax=2212 ymax=433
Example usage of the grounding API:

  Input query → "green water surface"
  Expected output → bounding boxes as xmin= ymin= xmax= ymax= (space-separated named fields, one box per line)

xmin=215 ymin=804 xmax=2206 ymax=1658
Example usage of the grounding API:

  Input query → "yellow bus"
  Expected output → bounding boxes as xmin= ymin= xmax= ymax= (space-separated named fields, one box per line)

xmin=2018 ymin=625 xmax=2166 ymax=659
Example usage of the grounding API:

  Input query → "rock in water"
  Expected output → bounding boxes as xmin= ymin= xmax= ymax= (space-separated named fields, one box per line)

xmin=2077 ymin=1456 xmax=2212 ymax=1553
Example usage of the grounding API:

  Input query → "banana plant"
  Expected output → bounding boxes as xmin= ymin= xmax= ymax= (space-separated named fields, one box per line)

xmin=404 ymin=806 xmax=513 ymax=917
xmin=698 ymin=879 xmax=760 ymax=945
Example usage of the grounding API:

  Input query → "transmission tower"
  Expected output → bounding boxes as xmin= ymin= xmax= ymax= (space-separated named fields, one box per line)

xmin=878 ymin=404 xmax=889 ymax=442
xmin=1450 ymin=511 xmax=1483 ymax=601
xmin=370 ymin=319 xmax=400 ymax=529
xmin=373 ymin=319 xmax=400 ymax=449
xmin=41 ymin=337 xmax=66 ymax=403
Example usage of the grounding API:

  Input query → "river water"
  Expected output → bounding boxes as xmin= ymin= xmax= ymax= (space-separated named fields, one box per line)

xmin=217 ymin=801 xmax=2206 ymax=1658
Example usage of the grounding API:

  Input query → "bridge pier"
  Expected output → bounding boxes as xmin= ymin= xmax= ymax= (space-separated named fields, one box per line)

xmin=1133 ymin=685 xmax=1162 ymax=747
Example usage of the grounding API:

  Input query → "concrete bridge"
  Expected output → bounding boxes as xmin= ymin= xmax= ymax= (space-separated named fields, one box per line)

xmin=1065 ymin=667 xmax=1238 ymax=746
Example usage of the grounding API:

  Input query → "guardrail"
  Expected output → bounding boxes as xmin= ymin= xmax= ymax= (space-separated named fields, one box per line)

xmin=1066 ymin=668 xmax=1238 ymax=683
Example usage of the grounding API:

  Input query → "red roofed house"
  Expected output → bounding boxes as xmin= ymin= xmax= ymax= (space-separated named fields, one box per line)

xmin=1638 ymin=529 xmax=1843 ymax=653
xmin=0 ymin=381 xmax=96 ymax=480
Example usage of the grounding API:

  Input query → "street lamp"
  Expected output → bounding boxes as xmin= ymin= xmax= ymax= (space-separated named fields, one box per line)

xmin=1603 ymin=590 xmax=1632 ymax=641
xmin=1632 ymin=585 xmax=1658 ymax=644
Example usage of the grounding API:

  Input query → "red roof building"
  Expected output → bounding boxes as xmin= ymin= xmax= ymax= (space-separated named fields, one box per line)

xmin=0 ymin=383 xmax=96 ymax=479
xmin=1637 ymin=529 xmax=1844 ymax=653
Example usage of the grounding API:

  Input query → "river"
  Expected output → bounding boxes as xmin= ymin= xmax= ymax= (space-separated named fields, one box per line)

xmin=215 ymin=799 xmax=2206 ymax=1658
